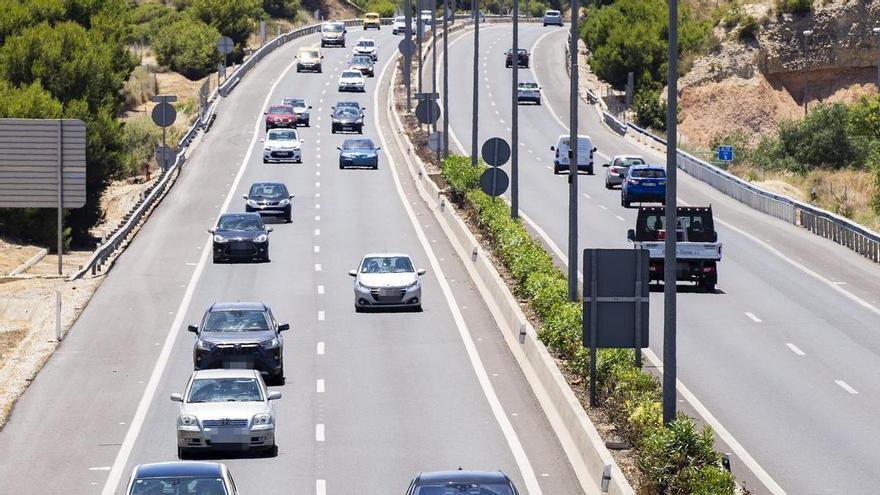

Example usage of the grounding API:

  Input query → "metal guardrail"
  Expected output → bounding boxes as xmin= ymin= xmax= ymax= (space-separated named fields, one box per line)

xmin=70 ymin=18 xmax=387 ymax=280
xmin=626 ymin=122 xmax=880 ymax=263
xmin=603 ymin=111 xmax=626 ymax=135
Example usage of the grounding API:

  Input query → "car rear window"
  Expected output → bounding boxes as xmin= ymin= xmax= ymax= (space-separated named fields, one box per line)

xmin=414 ymin=485 xmax=514 ymax=495
xmin=631 ymin=168 xmax=666 ymax=178
xmin=131 ymin=477 xmax=227 ymax=495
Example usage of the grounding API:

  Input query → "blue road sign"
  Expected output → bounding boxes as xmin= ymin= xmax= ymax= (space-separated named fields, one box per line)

xmin=718 ymin=145 xmax=734 ymax=162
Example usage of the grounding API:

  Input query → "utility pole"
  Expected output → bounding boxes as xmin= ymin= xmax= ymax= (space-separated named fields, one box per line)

xmin=662 ymin=0 xmax=679 ymax=426
xmin=511 ymin=0 xmax=519 ymax=218
xmin=471 ymin=0 xmax=480 ymax=167
xmin=406 ymin=0 xmax=413 ymax=112
xmin=443 ymin=0 xmax=450 ymax=156
xmin=802 ymin=29 xmax=813 ymax=116
xmin=874 ymin=27 xmax=880 ymax=90
xmin=431 ymin=2 xmax=438 ymax=136
xmin=567 ymin=0 xmax=579 ymax=301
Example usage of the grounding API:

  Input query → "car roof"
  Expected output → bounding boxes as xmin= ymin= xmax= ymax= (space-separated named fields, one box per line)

xmin=192 ymin=368 xmax=260 ymax=379
xmin=218 ymin=212 xmax=262 ymax=220
xmin=250 ymin=181 xmax=287 ymax=189
xmin=135 ymin=462 xmax=223 ymax=479
xmin=208 ymin=301 xmax=268 ymax=311
xmin=415 ymin=470 xmax=512 ymax=485
xmin=337 ymin=100 xmax=360 ymax=106
xmin=630 ymin=164 xmax=664 ymax=170
xmin=362 ymin=252 xmax=410 ymax=258
xmin=612 ymin=154 xmax=644 ymax=160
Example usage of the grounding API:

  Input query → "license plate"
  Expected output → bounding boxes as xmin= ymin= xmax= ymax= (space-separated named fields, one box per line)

xmin=643 ymin=183 xmax=656 ymax=186
xmin=227 ymin=360 xmax=252 ymax=369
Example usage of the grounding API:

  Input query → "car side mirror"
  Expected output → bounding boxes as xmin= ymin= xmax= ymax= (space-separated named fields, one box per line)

xmin=207 ymin=229 xmax=214 ymax=234
xmin=268 ymin=391 xmax=282 ymax=400
xmin=331 ymin=106 xmax=335 ymax=110
xmin=627 ymin=229 xmax=635 ymax=242
xmin=348 ymin=269 xmax=357 ymax=277
xmin=263 ymin=112 xmax=267 ymax=115
xmin=267 ymin=227 xmax=274 ymax=233
xmin=278 ymin=323 xmax=290 ymax=331
xmin=260 ymin=138 xmax=265 ymax=143
xmin=309 ymin=105 xmax=313 ymax=109
xmin=375 ymin=147 xmax=381 ymax=151
xmin=337 ymin=146 xmax=342 ymax=151
xmin=289 ymin=194 xmax=295 ymax=199
xmin=170 ymin=393 xmax=183 ymax=402
xmin=187 ymin=324 xmax=198 ymax=333
xmin=602 ymin=163 xmax=609 ymax=167
xmin=242 ymin=194 xmax=248 ymax=200
xmin=550 ymin=145 xmax=555 ymax=151
xmin=417 ymin=268 xmax=426 ymax=275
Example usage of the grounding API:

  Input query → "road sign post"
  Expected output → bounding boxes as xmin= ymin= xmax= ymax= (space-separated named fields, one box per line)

xmin=718 ymin=145 xmax=734 ymax=163
xmin=151 ymin=95 xmax=178 ymax=171
xmin=216 ymin=36 xmax=234 ymax=82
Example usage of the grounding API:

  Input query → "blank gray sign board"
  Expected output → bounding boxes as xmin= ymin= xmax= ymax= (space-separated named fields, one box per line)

xmin=582 ymin=248 xmax=650 ymax=348
xmin=0 ymin=119 xmax=86 ymax=208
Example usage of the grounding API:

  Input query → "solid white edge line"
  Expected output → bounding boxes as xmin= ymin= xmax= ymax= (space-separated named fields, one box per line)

xmin=99 ymin=51 xmax=302 ymax=495
xmin=835 ymin=380 xmax=859 ymax=395
xmin=376 ymin=55 xmax=544 ymax=495
xmin=785 ymin=343 xmax=806 ymax=356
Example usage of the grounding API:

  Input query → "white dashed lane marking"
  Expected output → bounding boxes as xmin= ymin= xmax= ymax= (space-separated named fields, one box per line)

xmin=317 ymin=342 xmax=325 ymax=355
xmin=835 ymin=380 xmax=858 ymax=394
xmin=745 ymin=312 xmax=762 ymax=323
xmin=786 ymin=343 xmax=805 ymax=356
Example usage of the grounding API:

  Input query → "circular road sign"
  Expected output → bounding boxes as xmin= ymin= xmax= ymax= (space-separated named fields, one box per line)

xmin=481 ymin=137 xmax=511 ymax=167
xmin=427 ymin=131 xmax=444 ymax=152
xmin=217 ymin=36 xmax=235 ymax=55
xmin=151 ymin=102 xmax=177 ymax=128
xmin=415 ymin=100 xmax=441 ymax=125
xmin=479 ymin=167 xmax=509 ymax=197
xmin=398 ymin=38 xmax=416 ymax=57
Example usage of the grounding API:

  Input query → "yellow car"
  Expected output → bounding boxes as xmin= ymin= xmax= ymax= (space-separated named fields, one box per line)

xmin=363 ymin=12 xmax=381 ymax=30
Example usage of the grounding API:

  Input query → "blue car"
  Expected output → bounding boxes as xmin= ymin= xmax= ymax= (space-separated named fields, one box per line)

xmin=338 ymin=137 xmax=380 ymax=169
xmin=406 ymin=470 xmax=520 ymax=495
xmin=621 ymin=164 xmax=666 ymax=208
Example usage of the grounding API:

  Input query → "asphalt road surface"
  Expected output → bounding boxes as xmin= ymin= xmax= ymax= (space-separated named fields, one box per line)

xmin=0 ymin=27 xmax=584 ymax=495
xmin=438 ymin=23 xmax=880 ymax=495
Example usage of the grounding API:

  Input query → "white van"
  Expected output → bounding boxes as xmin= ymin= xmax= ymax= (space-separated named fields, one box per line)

xmin=550 ymin=134 xmax=595 ymax=174
xmin=320 ymin=21 xmax=346 ymax=47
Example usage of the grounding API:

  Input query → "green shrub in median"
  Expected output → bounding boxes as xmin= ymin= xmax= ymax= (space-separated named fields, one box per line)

xmin=440 ymin=155 xmax=736 ymax=494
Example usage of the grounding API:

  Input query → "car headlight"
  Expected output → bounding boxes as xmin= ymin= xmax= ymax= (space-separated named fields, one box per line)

xmin=254 ymin=234 xmax=268 ymax=243
xmin=178 ymin=414 xmax=200 ymax=429
xmin=355 ymin=279 xmax=370 ymax=290
xmin=252 ymin=413 xmax=273 ymax=429
xmin=406 ymin=279 xmax=420 ymax=289
xmin=196 ymin=339 xmax=215 ymax=351
xmin=278 ymin=199 xmax=290 ymax=207
xmin=246 ymin=199 xmax=258 ymax=207
xmin=261 ymin=337 xmax=280 ymax=349
xmin=356 ymin=117 xmax=364 ymax=123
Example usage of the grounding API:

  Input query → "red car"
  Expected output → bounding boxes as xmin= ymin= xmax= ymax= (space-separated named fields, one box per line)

xmin=505 ymin=48 xmax=530 ymax=68
xmin=264 ymin=104 xmax=297 ymax=132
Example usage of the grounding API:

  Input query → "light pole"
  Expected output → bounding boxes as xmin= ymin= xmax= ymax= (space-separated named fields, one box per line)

xmin=443 ymin=0 xmax=450 ymax=156
xmin=511 ymin=0 xmax=519 ymax=219
xmin=873 ymin=27 xmax=880 ymax=90
xmin=567 ymin=0 xmax=579 ymax=302
xmin=471 ymin=0 xmax=480 ymax=167
xmin=662 ymin=0 xmax=679 ymax=426
xmin=802 ymin=29 xmax=813 ymax=116
xmin=405 ymin=0 xmax=413 ymax=112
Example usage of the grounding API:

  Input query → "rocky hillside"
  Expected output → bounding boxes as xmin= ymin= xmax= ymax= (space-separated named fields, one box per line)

xmin=678 ymin=0 xmax=880 ymax=146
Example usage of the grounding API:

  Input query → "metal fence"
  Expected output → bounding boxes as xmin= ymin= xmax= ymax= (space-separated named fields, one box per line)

xmin=626 ymin=123 xmax=880 ymax=263
xmin=70 ymin=18 xmax=381 ymax=280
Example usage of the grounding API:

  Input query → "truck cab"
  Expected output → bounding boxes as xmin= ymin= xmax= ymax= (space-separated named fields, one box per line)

xmin=627 ymin=206 xmax=721 ymax=291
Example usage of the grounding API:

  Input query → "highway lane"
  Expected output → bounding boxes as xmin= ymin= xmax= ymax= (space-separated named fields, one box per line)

xmin=0 ymin=27 xmax=582 ymax=494
xmin=439 ymin=23 xmax=880 ymax=494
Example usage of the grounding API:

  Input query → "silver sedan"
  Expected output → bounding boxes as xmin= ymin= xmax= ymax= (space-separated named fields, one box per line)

xmin=171 ymin=369 xmax=281 ymax=458
xmin=348 ymin=253 xmax=426 ymax=311
xmin=603 ymin=154 xmax=645 ymax=189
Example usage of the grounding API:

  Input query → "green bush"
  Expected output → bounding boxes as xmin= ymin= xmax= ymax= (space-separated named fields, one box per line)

xmin=365 ymin=0 xmax=396 ymax=17
xmin=776 ymin=0 xmax=811 ymax=14
xmin=634 ymin=87 xmax=666 ymax=131
xmin=119 ymin=115 xmax=163 ymax=179
xmin=190 ymin=0 xmax=262 ymax=63
xmin=128 ymin=3 xmax=182 ymax=45
xmin=441 ymin=155 xmax=483 ymax=199
xmin=153 ymin=17 xmax=221 ymax=80
xmin=263 ymin=0 xmax=300 ymax=18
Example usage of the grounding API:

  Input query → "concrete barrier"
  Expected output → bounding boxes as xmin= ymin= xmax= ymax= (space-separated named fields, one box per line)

xmin=385 ymin=62 xmax=633 ymax=495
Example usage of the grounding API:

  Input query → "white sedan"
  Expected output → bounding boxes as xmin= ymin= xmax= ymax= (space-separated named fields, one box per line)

xmin=338 ymin=70 xmax=366 ymax=92
xmin=352 ymin=38 xmax=378 ymax=61
xmin=262 ymin=128 xmax=303 ymax=163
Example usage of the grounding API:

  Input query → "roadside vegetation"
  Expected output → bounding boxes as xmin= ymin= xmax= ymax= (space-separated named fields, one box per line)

xmin=442 ymin=156 xmax=739 ymax=494
xmin=712 ymin=98 xmax=880 ymax=230
xmin=580 ymin=0 xmax=713 ymax=130
xmin=0 ymin=0 xmax=298 ymax=250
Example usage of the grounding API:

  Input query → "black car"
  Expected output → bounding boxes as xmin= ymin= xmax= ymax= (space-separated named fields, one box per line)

xmin=335 ymin=100 xmax=365 ymax=115
xmin=125 ymin=462 xmax=239 ymax=495
xmin=331 ymin=105 xmax=365 ymax=133
xmin=406 ymin=470 xmax=520 ymax=495
xmin=210 ymin=212 xmax=272 ymax=263
xmin=243 ymin=182 xmax=293 ymax=222
xmin=189 ymin=302 xmax=289 ymax=385
xmin=505 ymin=48 xmax=530 ymax=68
xmin=349 ymin=54 xmax=375 ymax=77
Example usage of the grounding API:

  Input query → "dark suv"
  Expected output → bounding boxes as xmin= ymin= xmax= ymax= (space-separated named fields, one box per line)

xmin=505 ymin=48 xmax=529 ymax=68
xmin=189 ymin=302 xmax=289 ymax=385
xmin=406 ymin=471 xmax=520 ymax=495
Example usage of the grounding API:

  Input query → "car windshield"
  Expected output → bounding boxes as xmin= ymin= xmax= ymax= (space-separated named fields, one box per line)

xmin=268 ymin=105 xmax=293 ymax=114
xmin=560 ymin=138 xmax=591 ymax=151
xmin=343 ymin=139 xmax=375 ymax=150
xmin=358 ymin=40 xmax=375 ymax=47
xmin=631 ymin=168 xmax=666 ymax=178
xmin=268 ymin=130 xmax=297 ymax=140
xmin=283 ymin=98 xmax=306 ymax=107
xmin=352 ymin=55 xmax=372 ymax=64
xmin=337 ymin=101 xmax=359 ymax=109
xmin=204 ymin=309 xmax=270 ymax=332
xmin=324 ymin=23 xmax=343 ymax=32
xmin=360 ymin=256 xmax=413 ymax=273
xmin=187 ymin=378 xmax=263 ymax=403
xmin=249 ymin=184 xmax=287 ymax=198
xmin=620 ymin=158 xmax=644 ymax=166
xmin=519 ymin=83 xmax=538 ymax=89
xmin=546 ymin=10 xmax=560 ymax=15
xmin=300 ymin=50 xmax=318 ymax=59
xmin=130 ymin=477 xmax=228 ymax=495
xmin=366 ymin=14 xmax=379 ymax=19
xmin=335 ymin=107 xmax=360 ymax=117
xmin=414 ymin=485 xmax=515 ymax=495
xmin=216 ymin=214 xmax=263 ymax=231
xmin=342 ymin=70 xmax=362 ymax=78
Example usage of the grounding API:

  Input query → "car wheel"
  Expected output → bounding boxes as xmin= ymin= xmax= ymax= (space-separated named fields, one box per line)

xmin=212 ymin=255 xmax=221 ymax=263
xmin=305 ymin=119 xmax=310 ymax=127
xmin=358 ymin=125 xmax=363 ymax=134
xmin=285 ymin=211 xmax=292 ymax=223
xmin=622 ymin=196 xmax=630 ymax=208
xmin=339 ymin=163 xmax=345 ymax=169
xmin=264 ymin=444 xmax=279 ymax=457
xmin=415 ymin=304 xmax=423 ymax=312
xmin=296 ymin=66 xmax=301 ymax=73
xmin=372 ymin=163 xmax=378 ymax=170
xmin=317 ymin=65 xmax=322 ymax=73
xmin=178 ymin=447 xmax=190 ymax=460
xmin=262 ymin=158 xmax=268 ymax=164
xmin=331 ymin=125 xmax=337 ymax=134
xmin=537 ymin=98 xmax=542 ymax=105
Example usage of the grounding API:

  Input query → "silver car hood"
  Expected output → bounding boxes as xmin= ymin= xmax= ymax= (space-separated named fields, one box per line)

xmin=182 ymin=401 xmax=270 ymax=420
xmin=357 ymin=272 xmax=417 ymax=288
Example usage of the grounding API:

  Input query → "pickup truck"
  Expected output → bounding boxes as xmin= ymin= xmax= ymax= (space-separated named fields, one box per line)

xmin=627 ymin=206 xmax=722 ymax=291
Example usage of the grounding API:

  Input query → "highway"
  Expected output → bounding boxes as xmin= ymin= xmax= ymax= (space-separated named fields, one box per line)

xmin=0 ymin=28 xmax=584 ymax=494
xmin=437 ymin=23 xmax=880 ymax=494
